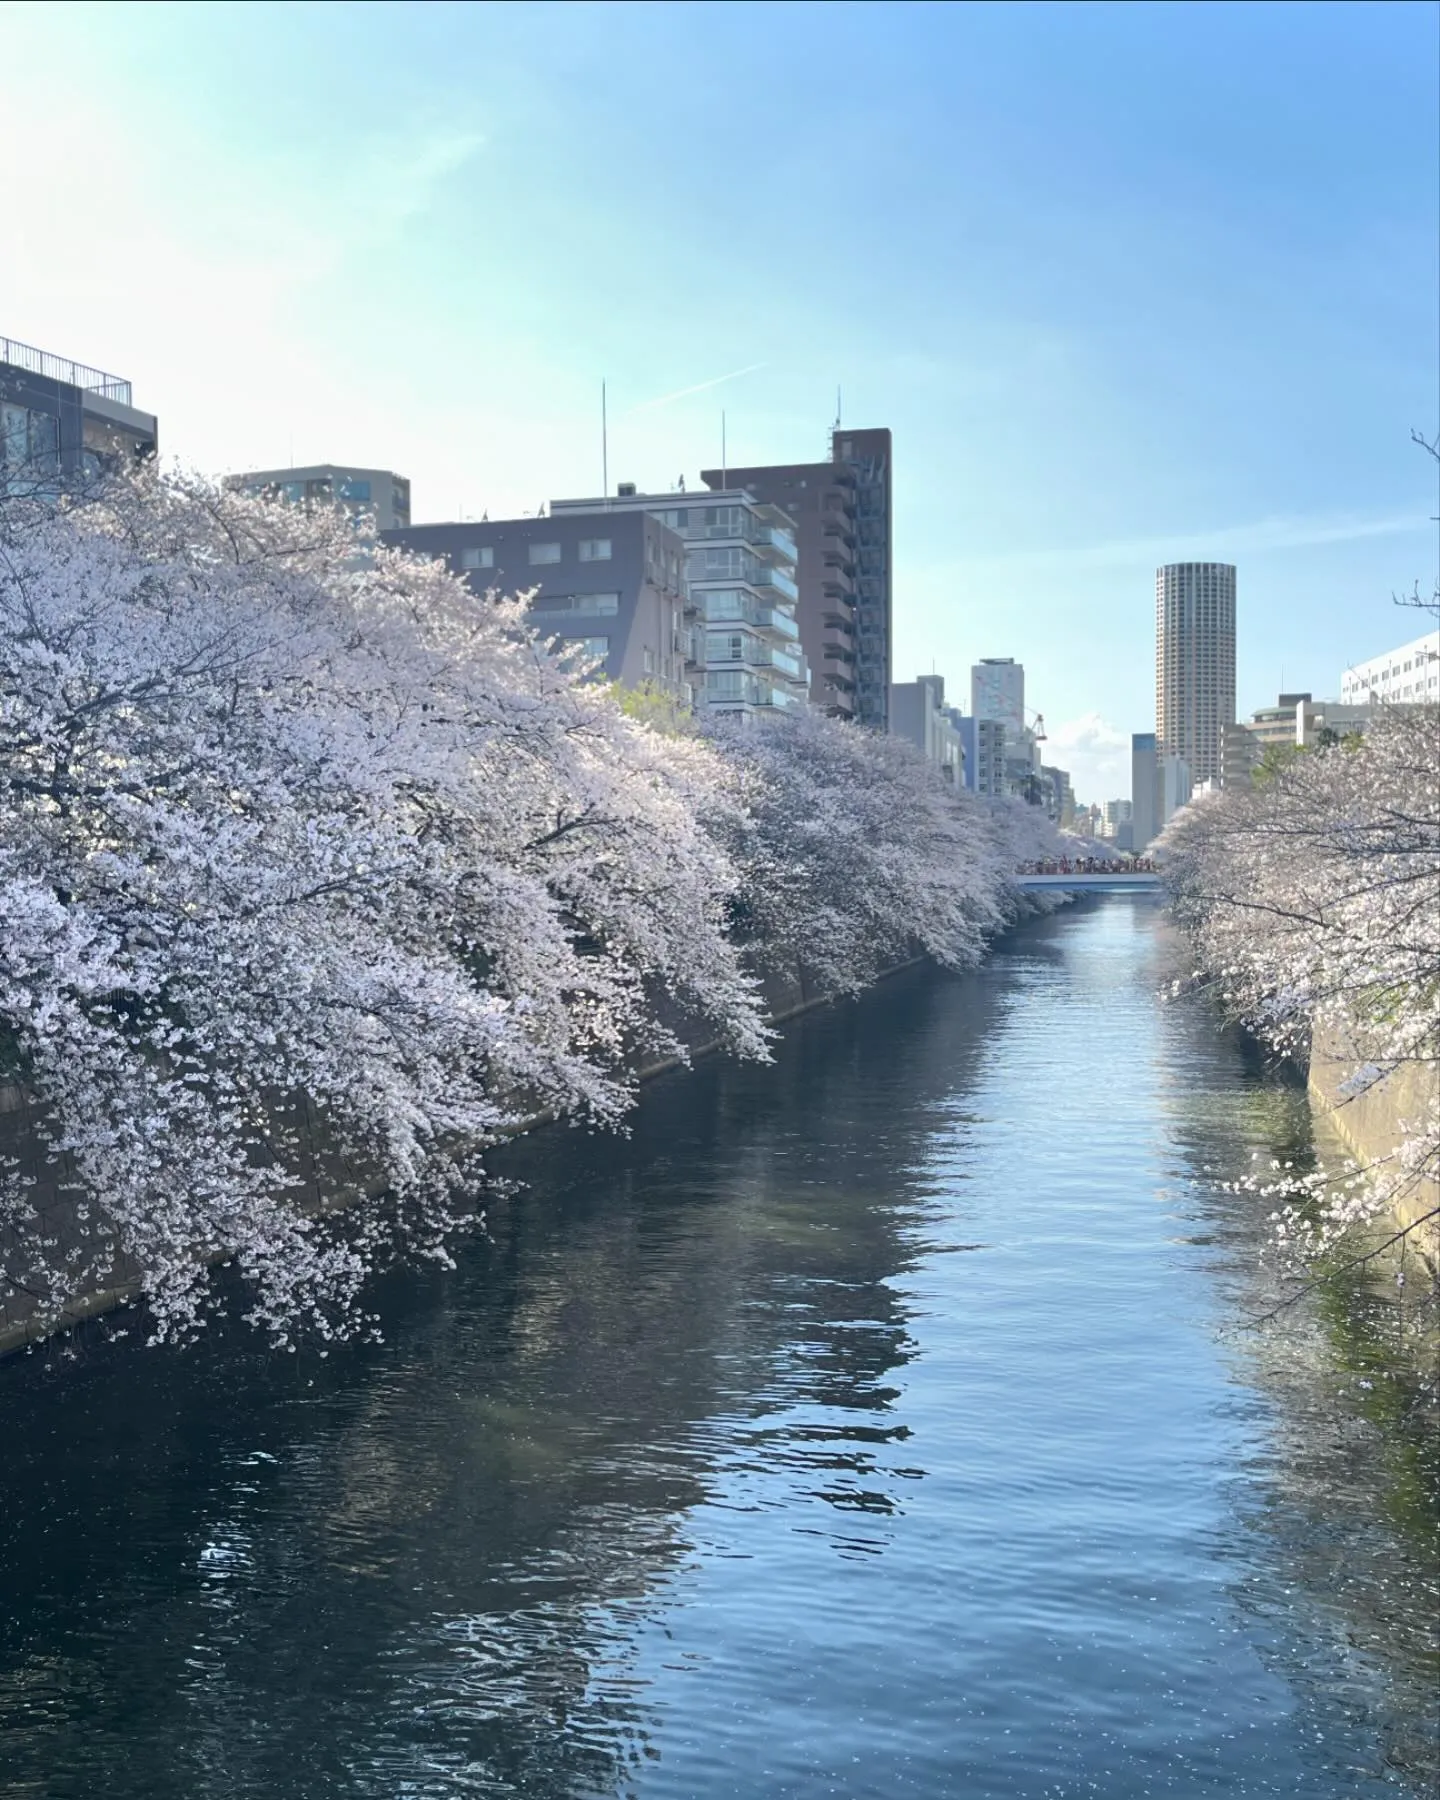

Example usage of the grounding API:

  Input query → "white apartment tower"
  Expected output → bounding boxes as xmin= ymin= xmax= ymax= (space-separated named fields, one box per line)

xmin=1155 ymin=562 xmax=1236 ymax=787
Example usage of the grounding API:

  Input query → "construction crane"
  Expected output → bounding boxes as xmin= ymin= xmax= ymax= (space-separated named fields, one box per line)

xmin=1028 ymin=709 xmax=1047 ymax=743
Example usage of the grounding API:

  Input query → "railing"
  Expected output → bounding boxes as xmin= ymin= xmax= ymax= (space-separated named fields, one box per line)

xmin=753 ymin=565 xmax=799 ymax=603
xmin=1 ymin=335 xmax=133 ymax=405
xmin=1016 ymin=859 xmax=1159 ymax=877
xmin=755 ymin=605 xmax=799 ymax=641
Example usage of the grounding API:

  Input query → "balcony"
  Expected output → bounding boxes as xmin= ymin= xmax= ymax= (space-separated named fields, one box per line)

xmin=752 ymin=523 xmax=798 ymax=562
xmin=755 ymin=606 xmax=799 ymax=642
xmin=823 ymin=543 xmax=855 ymax=575
xmin=752 ymin=565 xmax=798 ymax=603
xmin=705 ymin=669 xmax=774 ymax=709
xmin=703 ymin=588 xmax=765 ymax=628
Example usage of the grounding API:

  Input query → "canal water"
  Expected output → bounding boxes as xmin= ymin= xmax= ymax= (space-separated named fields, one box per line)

xmin=1 ymin=899 xmax=1436 ymax=1798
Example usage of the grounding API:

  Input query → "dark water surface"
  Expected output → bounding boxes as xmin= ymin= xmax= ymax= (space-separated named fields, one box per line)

xmin=2 ymin=900 xmax=1436 ymax=1798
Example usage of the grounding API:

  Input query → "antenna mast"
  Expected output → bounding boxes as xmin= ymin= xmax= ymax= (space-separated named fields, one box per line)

xmin=601 ymin=380 xmax=608 ymax=502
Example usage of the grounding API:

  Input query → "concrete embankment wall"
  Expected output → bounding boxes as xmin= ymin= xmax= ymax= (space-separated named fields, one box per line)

xmin=0 ymin=956 xmax=927 ymax=1359
xmin=1306 ymin=1017 xmax=1439 ymax=1268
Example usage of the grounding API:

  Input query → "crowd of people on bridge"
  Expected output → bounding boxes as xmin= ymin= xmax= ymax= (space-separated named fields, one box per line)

xmin=1017 ymin=856 xmax=1158 ymax=876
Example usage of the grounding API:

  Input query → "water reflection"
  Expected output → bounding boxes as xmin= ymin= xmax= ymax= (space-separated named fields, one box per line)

xmin=0 ymin=902 xmax=1434 ymax=1798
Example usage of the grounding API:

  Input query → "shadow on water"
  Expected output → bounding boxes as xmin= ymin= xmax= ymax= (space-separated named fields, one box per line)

xmin=0 ymin=902 xmax=1435 ymax=1798
xmin=0 ymin=956 xmax=1004 ymax=1799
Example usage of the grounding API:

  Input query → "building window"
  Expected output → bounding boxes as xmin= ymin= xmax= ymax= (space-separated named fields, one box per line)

xmin=579 ymin=537 xmax=612 ymax=562
xmin=1 ymin=401 xmax=59 ymax=474
xmin=564 ymin=635 xmax=609 ymax=659
xmin=643 ymin=648 xmax=655 ymax=674
xmin=528 ymin=541 xmax=562 ymax=565
xmin=461 ymin=546 xmax=495 ymax=570
xmin=527 ymin=592 xmax=621 ymax=617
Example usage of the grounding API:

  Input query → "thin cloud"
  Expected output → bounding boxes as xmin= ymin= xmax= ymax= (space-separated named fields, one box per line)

xmin=957 ymin=510 xmax=1431 ymax=575
xmin=624 ymin=363 xmax=768 ymax=416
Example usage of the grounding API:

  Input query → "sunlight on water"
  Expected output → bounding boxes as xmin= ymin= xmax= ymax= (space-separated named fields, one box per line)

xmin=1 ymin=900 xmax=1435 ymax=1798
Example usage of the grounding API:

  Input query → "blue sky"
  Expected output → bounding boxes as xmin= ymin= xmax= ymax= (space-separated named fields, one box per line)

xmin=6 ymin=0 xmax=1436 ymax=800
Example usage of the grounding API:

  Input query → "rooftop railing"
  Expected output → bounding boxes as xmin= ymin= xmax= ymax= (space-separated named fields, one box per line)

xmin=1 ymin=335 xmax=133 ymax=405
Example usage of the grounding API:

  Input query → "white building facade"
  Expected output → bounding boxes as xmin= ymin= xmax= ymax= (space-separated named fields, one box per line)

xmin=1340 ymin=629 xmax=1440 ymax=707
xmin=889 ymin=675 xmax=964 ymax=782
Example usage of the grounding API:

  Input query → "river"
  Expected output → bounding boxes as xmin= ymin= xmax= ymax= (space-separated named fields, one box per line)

xmin=0 ymin=898 xmax=1435 ymax=1798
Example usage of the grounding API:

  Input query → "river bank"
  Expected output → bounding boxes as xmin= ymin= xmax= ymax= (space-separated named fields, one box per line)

xmin=0 ymin=943 xmax=954 ymax=1359
xmin=3 ymin=897 xmax=1433 ymax=1798
xmin=1306 ymin=1017 xmax=1440 ymax=1268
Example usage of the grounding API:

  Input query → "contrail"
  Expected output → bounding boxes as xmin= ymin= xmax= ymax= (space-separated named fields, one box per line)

xmin=624 ymin=362 xmax=768 ymax=416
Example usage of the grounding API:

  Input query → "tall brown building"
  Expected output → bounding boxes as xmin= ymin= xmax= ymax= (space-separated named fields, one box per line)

xmin=703 ymin=425 xmax=892 ymax=726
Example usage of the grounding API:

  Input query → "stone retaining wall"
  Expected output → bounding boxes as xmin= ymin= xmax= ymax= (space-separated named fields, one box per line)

xmin=1306 ymin=1017 xmax=1439 ymax=1268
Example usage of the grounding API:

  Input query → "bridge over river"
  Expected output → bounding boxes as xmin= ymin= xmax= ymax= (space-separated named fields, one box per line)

xmin=1015 ymin=870 xmax=1162 ymax=891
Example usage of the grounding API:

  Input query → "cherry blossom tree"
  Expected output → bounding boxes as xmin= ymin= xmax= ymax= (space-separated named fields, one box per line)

xmin=0 ymin=469 xmax=765 ymax=1343
xmin=0 ymin=466 xmax=1083 ymax=1347
xmin=702 ymin=709 xmax=1057 ymax=997
xmin=1160 ymin=709 xmax=1440 ymax=1270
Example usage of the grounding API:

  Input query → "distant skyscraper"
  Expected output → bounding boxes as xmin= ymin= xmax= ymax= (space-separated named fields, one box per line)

xmin=970 ymin=657 xmax=1024 ymax=732
xmin=1155 ymin=562 xmax=1236 ymax=787
xmin=1131 ymin=732 xmax=1159 ymax=853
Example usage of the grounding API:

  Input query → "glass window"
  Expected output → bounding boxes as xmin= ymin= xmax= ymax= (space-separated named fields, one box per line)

xmin=578 ymin=538 xmax=612 ymax=561
xmin=642 ymin=648 xmax=655 ymax=674
xmin=337 ymin=478 xmax=372 ymax=502
xmin=28 ymin=410 xmax=58 ymax=470
xmin=528 ymin=541 xmax=562 ymax=565
xmin=1 ymin=403 xmax=28 ymax=468
xmin=528 ymin=592 xmax=620 ymax=616
xmin=564 ymin=635 xmax=609 ymax=659
xmin=461 ymin=547 xmax=495 ymax=570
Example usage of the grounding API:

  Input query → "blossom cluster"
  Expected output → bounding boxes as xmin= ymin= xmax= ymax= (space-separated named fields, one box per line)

xmin=1159 ymin=711 xmax=1440 ymax=1269
xmin=0 ymin=469 xmax=1063 ymax=1342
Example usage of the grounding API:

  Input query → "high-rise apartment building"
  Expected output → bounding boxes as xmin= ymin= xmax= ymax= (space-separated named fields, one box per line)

xmin=1 ymin=333 xmax=157 ymax=489
xmin=703 ymin=425 xmax=892 ymax=727
xmin=227 ymin=464 xmax=412 ymax=531
xmin=1155 ymin=562 xmax=1236 ymax=787
xmin=549 ymin=486 xmax=807 ymax=720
